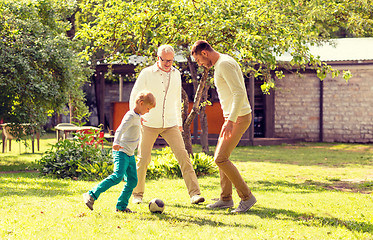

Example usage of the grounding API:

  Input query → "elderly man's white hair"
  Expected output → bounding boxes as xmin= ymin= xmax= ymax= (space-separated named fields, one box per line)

xmin=157 ymin=45 xmax=175 ymax=56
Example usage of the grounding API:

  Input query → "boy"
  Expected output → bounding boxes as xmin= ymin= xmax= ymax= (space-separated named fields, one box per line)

xmin=83 ymin=91 xmax=156 ymax=213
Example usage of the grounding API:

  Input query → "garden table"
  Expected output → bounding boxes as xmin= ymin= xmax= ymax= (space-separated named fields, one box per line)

xmin=55 ymin=124 xmax=100 ymax=141
xmin=1 ymin=123 xmax=40 ymax=153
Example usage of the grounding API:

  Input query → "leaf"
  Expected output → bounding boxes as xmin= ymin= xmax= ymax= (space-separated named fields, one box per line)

xmin=343 ymin=70 xmax=352 ymax=82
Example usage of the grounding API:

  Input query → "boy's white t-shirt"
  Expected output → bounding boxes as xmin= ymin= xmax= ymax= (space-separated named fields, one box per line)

xmin=113 ymin=109 xmax=141 ymax=156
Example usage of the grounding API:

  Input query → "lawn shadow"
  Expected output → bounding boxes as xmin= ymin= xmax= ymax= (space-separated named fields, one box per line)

xmin=0 ymin=172 xmax=75 ymax=198
xmin=0 ymin=152 xmax=44 ymax=157
xmin=253 ymin=179 xmax=372 ymax=194
xmin=0 ymin=154 xmax=40 ymax=172
xmin=164 ymin=202 xmax=372 ymax=234
xmin=199 ymin=183 xmax=220 ymax=191
xmin=235 ymin=157 xmax=373 ymax=167
xmin=253 ymin=206 xmax=373 ymax=234
xmin=136 ymin=209 xmax=256 ymax=229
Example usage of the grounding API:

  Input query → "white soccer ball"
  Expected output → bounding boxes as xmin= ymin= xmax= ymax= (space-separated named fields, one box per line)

xmin=149 ymin=198 xmax=165 ymax=213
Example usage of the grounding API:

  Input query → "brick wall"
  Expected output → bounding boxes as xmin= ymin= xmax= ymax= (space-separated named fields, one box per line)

xmin=274 ymin=73 xmax=320 ymax=141
xmin=274 ymin=64 xmax=373 ymax=143
xmin=323 ymin=65 xmax=373 ymax=142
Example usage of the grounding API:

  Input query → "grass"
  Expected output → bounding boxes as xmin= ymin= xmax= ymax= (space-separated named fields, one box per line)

xmin=1 ymin=133 xmax=372 ymax=239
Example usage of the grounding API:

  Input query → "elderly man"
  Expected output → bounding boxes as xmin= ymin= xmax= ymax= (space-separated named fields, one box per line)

xmin=191 ymin=40 xmax=256 ymax=213
xmin=129 ymin=45 xmax=205 ymax=205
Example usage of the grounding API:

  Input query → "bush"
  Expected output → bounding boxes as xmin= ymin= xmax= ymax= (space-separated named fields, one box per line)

xmin=38 ymin=140 xmax=217 ymax=181
xmin=146 ymin=147 xmax=217 ymax=180
xmin=190 ymin=151 xmax=218 ymax=177
xmin=37 ymin=133 xmax=112 ymax=180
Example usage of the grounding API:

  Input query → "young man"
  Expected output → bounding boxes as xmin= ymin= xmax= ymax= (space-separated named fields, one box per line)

xmin=129 ymin=45 xmax=205 ymax=205
xmin=191 ymin=40 xmax=256 ymax=213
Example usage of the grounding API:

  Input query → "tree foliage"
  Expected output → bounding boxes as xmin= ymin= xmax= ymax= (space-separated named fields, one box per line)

xmin=77 ymin=0 xmax=372 ymax=80
xmin=0 ymin=0 xmax=89 ymax=138
xmin=76 ymin=0 xmax=372 ymax=151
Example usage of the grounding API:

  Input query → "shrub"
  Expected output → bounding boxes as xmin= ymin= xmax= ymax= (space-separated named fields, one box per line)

xmin=77 ymin=156 xmax=113 ymax=181
xmin=190 ymin=151 xmax=218 ymax=177
xmin=147 ymin=148 xmax=181 ymax=180
xmin=38 ymin=141 xmax=217 ymax=181
xmin=146 ymin=147 xmax=217 ymax=179
xmin=37 ymin=132 xmax=112 ymax=180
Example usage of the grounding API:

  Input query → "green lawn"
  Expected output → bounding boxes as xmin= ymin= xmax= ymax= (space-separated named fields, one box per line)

xmin=1 ymin=133 xmax=372 ymax=239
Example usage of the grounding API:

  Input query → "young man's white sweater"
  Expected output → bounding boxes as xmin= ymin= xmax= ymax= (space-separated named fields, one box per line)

xmin=213 ymin=54 xmax=252 ymax=122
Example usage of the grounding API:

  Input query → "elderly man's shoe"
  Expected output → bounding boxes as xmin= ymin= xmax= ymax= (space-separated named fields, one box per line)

xmin=191 ymin=195 xmax=205 ymax=204
xmin=132 ymin=196 xmax=143 ymax=204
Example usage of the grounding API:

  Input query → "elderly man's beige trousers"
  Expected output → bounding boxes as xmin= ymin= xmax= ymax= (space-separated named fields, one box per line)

xmin=215 ymin=113 xmax=253 ymax=201
xmin=132 ymin=125 xmax=201 ymax=198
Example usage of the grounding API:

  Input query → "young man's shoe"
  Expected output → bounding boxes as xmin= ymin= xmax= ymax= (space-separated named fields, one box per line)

xmin=132 ymin=196 xmax=143 ymax=204
xmin=83 ymin=192 xmax=94 ymax=210
xmin=116 ymin=208 xmax=136 ymax=213
xmin=231 ymin=195 xmax=257 ymax=213
xmin=191 ymin=194 xmax=205 ymax=204
xmin=206 ymin=199 xmax=234 ymax=209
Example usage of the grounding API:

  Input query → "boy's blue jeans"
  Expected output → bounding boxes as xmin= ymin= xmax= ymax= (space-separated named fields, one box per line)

xmin=89 ymin=151 xmax=138 ymax=211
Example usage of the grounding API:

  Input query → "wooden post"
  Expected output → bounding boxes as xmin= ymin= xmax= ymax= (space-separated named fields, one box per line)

xmin=319 ymin=80 xmax=324 ymax=142
xmin=69 ymin=96 xmax=73 ymax=124
xmin=32 ymin=136 xmax=35 ymax=153
xmin=2 ymin=129 xmax=5 ymax=153
xmin=247 ymin=74 xmax=255 ymax=144
xmin=37 ymin=132 xmax=40 ymax=151
xmin=119 ymin=74 xmax=123 ymax=102
xmin=99 ymin=72 xmax=105 ymax=128
xmin=265 ymin=89 xmax=275 ymax=138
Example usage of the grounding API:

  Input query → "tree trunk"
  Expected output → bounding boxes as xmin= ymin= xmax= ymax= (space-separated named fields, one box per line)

xmin=67 ymin=9 xmax=77 ymax=123
xmin=182 ymin=56 xmax=212 ymax=154
xmin=186 ymin=56 xmax=209 ymax=153
xmin=187 ymin=56 xmax=199 ymax=146
xmin=69 ymin=96 xmax=73 ymax=124
xmin=181 ymin=88 xmax=193 ymax=154
xmin=182 ymin=67 xmax=211 ymax=156
xmin=200 ymin=93 xmax=209 ymax=154
xmin=66 ymin=8 xmax=77 ymax=39
xmin=183 ymin=67 xmax=209 ymax=128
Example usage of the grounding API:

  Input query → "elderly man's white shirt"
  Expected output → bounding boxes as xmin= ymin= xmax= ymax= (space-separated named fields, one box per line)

xmin=130 ymin=63 xmax=182 ymax=128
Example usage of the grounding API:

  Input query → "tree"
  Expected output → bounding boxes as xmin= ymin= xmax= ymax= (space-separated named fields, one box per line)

xmin=0 ymin=0 xmax=90 ymax=138
xmin=76 ymin=0 xmax=372 ymax=153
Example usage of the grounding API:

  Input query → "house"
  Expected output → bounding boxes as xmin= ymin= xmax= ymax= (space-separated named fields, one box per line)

xmin=91 ymin=38 xmax=373 ymax=145
xmin=274 ymin=38 xmax=373 ymax=143
xmin=91 ymin=63 xmax=286 ymax=146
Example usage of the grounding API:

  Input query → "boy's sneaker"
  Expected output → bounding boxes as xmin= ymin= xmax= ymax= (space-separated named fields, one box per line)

xmin=191 ymin=194 xmax=205 ymax=204
xmin=132 ymin=196 xmax=143 ymax=204
xmin=206 ymin=199 xmax=234 ymax=209
xmin=83 ymin=192 xmax=94 ymax=210
xmin=116 ymin=208 xmax=136 ymax=213
xmin=231 ymin=195 xmax=257 ymax=213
